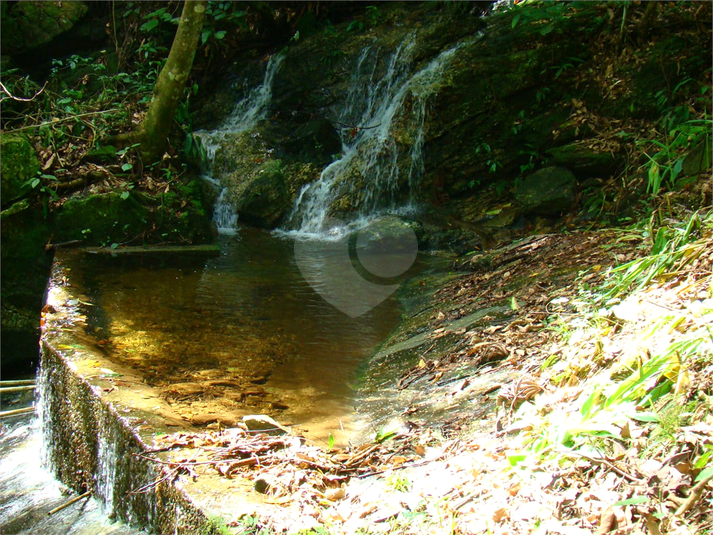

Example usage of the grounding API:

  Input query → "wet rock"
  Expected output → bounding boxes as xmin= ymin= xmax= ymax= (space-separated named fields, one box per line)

xmin=514 ymin=167 xmax=577 ymax=216
xmin=163 ymin=382 xmax=204 ymax=397
xmin=282 ymin=117 xmax=342 ymax=165
xmin=1 ymin=134 xmax=40 ymax=207
xmin=1 ymin=199 xmax=52 ymax=375
xmin=242 ymin=414 xmax=289 ymax=436
xmin=236 ymin=163 xmax=289 ymax=228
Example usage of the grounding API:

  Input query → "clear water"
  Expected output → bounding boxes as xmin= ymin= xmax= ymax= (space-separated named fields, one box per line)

xmin=61 ymin=229 xmax=429 ymax=445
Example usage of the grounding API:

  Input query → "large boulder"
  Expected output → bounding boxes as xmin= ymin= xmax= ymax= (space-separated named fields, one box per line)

xmin=53 ymin=192 xmax=151 ymax=244
xmin=547 ymin=143 xmax=621 ymax=179
xmin=1 ymin=1 xmax=88 ymax=55
xmin=1 ymin=134 xmax=41 ymax=207
xmin=515 ymin=167 xmax=577 ymax=216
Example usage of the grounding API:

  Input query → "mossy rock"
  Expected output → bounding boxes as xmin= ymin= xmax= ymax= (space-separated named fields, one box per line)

xmin=515 ymin=166 xmax=577 ymax=216
xmin=1 ymin=199 xmax=53 ymax=375
xmin=1 ymin=134 xmax=41 ymax=207
xmin=84 ymin=145 xmax=118 ymax=164
xmin=236 ymin=162 xmax=289 ymax=228
xmin=53 ymin=192 xmax=150 ymax=245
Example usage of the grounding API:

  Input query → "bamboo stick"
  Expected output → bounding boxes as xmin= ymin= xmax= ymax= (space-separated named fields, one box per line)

xmin=0 ymin=380 xmax=35 ymax=386
xmin=0 ymin=407 xmax=36 ymax=418
xmin=47 ymin=491 xmax=92 ymax=516
xmin=0 ymin=385 xmax=36 ymax=394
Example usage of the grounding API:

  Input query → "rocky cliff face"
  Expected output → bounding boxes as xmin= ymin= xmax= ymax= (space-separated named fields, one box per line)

xmin=197 ymin=2 xmax=710 ymax=237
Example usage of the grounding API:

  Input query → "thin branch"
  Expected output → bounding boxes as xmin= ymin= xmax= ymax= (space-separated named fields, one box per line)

xmin=0 ymin=81 xmax=47 ymax=102
xmin=676 ymin=471 xmax=713 ymax=517
xmin=47 ymin=491 xmax=92 ymax=516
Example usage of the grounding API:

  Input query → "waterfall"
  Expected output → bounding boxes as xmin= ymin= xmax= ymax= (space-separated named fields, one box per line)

xmin=195 ymin=53 xmax=285 ymax=234
xmin=285 ymin=37 xmax=463 ymax=235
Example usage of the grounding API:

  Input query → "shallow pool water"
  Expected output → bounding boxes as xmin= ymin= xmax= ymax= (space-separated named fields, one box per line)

xmin=61 ymin=228 xmax=430 ymax=445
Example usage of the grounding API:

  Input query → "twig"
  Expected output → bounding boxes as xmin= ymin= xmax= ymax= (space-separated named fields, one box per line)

xmin=4 ymin=110 xmax=120 ymax=133
xmin=133 ymin=452 xmax=259 ymax=468
xmin=675 ymin=471 xmax=713 ymax=517
xmin=47 ymin=491 xmax=92 ymax=515
xmin=572 ymin=452 xmax=641 ymax=483
xmin=0 ymin=379 xmax=35 ymax=387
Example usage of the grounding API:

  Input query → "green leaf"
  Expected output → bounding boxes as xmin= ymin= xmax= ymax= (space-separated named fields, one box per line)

xmin=327 ymin=433 xmax=335 ymax=451
xmin=696 ymin=466 xmax=713 ymax=483
xmin=508 ymin=453 xmax=526 ymax=466
xmin=512 ymin=13 xmax=521 ymax=28
xmin=31 ymin=178 xmax=41 ymax=189
xmin=613 ymin=496 xmax=648 ymax=506
xmin=670 ymin=158 xmax=684 ymax=185
xmin=110 ymin=243 xmax=119 ymax=250
xmin=214 ymin=30 xmax=226 ymax=40
xmin=648 ymin=163 xmax=661 ymax=194
xmin=121 ymin=163 xmax=133 ymax=172
xmin=201 ymin=29 xmax=212 ymax=45
xmin=140 ymin=19 xmax=159 ymax=32
xmin=629 ymin=412 xmax=661 ymax=423
xmin=120 ymin=191 xmax=130 ymax=200
xmin=694 ymin=450 xmax=711 ymax=469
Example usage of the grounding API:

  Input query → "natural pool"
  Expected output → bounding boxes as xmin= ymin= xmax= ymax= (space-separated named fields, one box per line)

xmin=59 ymin=227 xmax=432 ymax=446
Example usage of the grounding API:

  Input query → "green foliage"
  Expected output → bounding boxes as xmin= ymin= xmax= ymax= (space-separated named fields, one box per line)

xmin=515 ymin=212 xmax=713 ymax=460
xmin=474 ymin=142 xmax=502 ymax=174
xmin=640 ymin=114 xmax=711 ymax=195
xmin=603 ymin=211 xmax=706 ymax=300
xmin=386 ymin=474 xmax=412 ymax=492
xmin=202 ymin=2 xmax=246 ymax=45
xmin=509 ymin=1 xmax=572 ymax=36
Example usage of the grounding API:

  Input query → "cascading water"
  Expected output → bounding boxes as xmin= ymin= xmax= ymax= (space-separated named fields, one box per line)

xmin=285 ymin=36 xmax=464 ymax=236
xmin=195 ymin=53 xmax=285 ymax=234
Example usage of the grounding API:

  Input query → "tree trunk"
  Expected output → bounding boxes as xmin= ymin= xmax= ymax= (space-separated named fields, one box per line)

xmin=137 ymin=0 xmax=207 ymax=162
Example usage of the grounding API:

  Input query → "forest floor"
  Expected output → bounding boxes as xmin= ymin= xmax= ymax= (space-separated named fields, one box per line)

xmin=138 ymin=183 xmax=713 ymax=535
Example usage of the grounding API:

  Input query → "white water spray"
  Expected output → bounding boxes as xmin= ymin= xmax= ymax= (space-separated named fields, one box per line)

xmin=195 ymin=53 xmax=285 ymax=234
xmin=285 ymin=37 xmax=463 ymax=235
